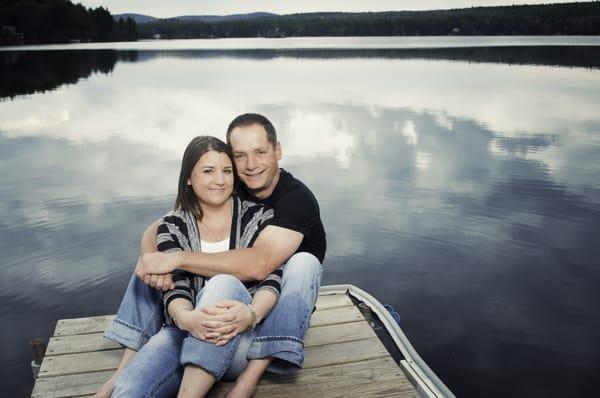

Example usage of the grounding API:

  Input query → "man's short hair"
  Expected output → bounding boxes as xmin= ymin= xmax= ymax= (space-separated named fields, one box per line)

xmin=226 ymin=113 xmax=277 ymax=148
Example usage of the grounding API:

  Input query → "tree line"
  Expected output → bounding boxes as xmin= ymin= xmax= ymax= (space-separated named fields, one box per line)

xmin=2 ymin=1 xmax=599 ymax=46
xmin=137 ymin=2 xmax=600 ymax=39
xmin=0 ymin=0 xmax=137 ymax=45
xmin=0 ymin=50 xmax=140 ymax=98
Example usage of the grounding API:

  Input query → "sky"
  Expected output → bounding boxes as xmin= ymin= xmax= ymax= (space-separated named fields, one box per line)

xmin=76 ymin=0 xmax=585 ymax=18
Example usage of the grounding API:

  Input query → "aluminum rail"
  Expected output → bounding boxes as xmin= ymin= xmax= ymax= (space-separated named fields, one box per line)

xmin=320 ymin=284 xmax=455 ymax=398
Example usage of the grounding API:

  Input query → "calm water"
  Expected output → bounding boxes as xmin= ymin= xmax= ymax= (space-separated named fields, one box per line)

xmin=1 ymin=37 xmax=600 ymax=397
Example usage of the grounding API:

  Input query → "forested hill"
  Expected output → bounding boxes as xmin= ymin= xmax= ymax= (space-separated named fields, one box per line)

xmin=138 ymin=2 xmax=600 ymax=39
xmin=0 ymin=0 xmax=137 ymax=45
xmin=2 ymin=1 xmax=600 ymax=46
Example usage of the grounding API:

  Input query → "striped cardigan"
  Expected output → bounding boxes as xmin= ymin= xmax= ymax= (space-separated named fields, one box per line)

xmin=156 ymin=196 xmax=282 ymax=324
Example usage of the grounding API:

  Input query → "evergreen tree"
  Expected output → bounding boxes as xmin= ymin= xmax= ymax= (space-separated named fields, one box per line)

xmin=0 ymin=0 xmax=138 ymax=45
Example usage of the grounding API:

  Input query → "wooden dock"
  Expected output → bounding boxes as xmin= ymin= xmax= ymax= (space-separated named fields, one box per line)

xmin=31 ymin=290 xmax=418 ymax=397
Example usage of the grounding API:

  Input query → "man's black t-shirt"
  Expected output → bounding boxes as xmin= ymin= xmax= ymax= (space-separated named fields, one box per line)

xmin=239 ymin=169 xmax=326 ymax=263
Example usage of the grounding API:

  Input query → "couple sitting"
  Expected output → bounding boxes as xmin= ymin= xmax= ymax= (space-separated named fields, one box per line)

xmin=95 ymin=113 xmax=326 ymax=397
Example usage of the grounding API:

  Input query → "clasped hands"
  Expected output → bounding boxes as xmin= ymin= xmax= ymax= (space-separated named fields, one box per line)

xmin=177 ymin=301 xmax=252 ymax=346
xmin=135 ymin=252 xmax=177 ymax=291
xmin=135 ymin=253 xmax=251 ymax=345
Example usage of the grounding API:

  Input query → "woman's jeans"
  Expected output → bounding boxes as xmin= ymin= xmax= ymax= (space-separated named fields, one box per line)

xmin=111 ymin=274 xmax=255 ymax=397
xmin=105 ymin=252 xmax=322 ymax=395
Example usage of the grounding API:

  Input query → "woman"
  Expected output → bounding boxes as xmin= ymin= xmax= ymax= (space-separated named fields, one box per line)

xmin=98 ymin=136 xmax=281 ymax=397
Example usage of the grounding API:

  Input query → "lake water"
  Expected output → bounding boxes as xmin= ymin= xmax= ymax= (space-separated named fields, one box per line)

xmin=1 ymin=37 xmax=600 ymax=397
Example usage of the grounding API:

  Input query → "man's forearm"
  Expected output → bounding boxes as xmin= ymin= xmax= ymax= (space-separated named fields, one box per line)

xmin=141 ymin=223 xmax=302 ymax=282
xmin=176 ymin=247 xmax=274 ymax=281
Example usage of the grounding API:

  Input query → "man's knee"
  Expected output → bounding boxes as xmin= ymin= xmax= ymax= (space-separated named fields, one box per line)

xmin=285 ymin=253 xmax=321 ymax=277
xmin=282 ymin=253 xmax=322 ymax=290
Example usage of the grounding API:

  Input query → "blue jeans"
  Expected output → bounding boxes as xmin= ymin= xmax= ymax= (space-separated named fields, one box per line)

xmin=104 ymin=252 xmax=322 ymax=390
xmin=248 ymin=252 xmax=322 ymax=373
xmin=111 ymin=274 xmax=255 ymax=397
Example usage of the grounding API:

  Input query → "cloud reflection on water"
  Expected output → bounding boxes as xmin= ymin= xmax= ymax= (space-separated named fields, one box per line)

xmin=1 ymin=55 xmax=599 ymax=192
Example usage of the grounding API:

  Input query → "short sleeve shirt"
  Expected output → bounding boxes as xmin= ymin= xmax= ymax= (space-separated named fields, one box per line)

xmin=240 ymin=169 xmax=326 ymax=263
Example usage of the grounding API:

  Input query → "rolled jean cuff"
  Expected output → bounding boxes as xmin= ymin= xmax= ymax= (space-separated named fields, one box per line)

xmin=247 ymin=336 xmax=304 ymax=374
xmin=180 ymin=335 xmax=240 ymax=380
xmin=103 ymin=318 xmax=152 ymax=351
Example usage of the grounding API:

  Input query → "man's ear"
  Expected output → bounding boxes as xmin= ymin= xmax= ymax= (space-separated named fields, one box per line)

xmin=275 ymin=141 xmax=282 ymax=161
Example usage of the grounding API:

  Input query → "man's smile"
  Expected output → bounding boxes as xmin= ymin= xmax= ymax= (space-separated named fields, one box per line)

xmin=244 ymin=170 xmax=265 ymax=178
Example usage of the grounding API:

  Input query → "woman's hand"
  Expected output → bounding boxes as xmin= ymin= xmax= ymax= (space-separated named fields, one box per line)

xmin=208 ymin=300 xmax=252 ymax=346
xmin=177 ymin=307 xmax=236 ymax=344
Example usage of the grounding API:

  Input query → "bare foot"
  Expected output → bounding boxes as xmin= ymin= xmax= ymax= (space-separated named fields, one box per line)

xmin=93 ymin=371 xmax=117 ymax=398
xmin=225 ymin=379 xmax=257 ymax=398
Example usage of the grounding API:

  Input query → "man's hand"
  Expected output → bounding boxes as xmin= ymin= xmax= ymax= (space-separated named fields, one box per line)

xmin=134 ymin=255 xmax=175 ymax=290
xmin=135 ymin=252 xmax=178 ymax=278
xmin=143 ymin=273 xmax=174 ymax=291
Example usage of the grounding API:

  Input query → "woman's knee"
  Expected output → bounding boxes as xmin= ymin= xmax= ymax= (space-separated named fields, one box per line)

xmin=203 ymin=274 xmax=244 ymax=293
xmin=197 ymin=274 xmax=246 ymax=305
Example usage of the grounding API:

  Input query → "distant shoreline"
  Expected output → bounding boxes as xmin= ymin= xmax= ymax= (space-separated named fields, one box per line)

xmin=131 ymin=2 xmax=600 ymax=40
xmin=2 ymin=1 xmax=600 ymax=46
xmin=2 ymin=35 xmax=599 ymax=52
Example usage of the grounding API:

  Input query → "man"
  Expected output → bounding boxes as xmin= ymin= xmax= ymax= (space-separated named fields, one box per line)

xmin=99 ymin=113 xmax=325 ymax=397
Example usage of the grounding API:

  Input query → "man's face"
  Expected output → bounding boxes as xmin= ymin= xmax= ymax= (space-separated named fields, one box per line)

xmin=229 ymin=123 xmax=281 ymax=199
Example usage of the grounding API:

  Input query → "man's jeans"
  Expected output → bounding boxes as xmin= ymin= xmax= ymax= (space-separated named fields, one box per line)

xmin=104 ymin=252 xmax=322 ymax=387
xmin=248 ymin=252 xmax=322 ymax=373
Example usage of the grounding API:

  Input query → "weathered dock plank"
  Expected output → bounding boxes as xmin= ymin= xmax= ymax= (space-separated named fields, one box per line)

xmin=46 ymin=318 xmax=373 ymax=356
xmin=32 ymin=291 xmax=418 ymax=398
xmin=37 ymin=349 xmax=124 ymax=378
xmin=304 ymin=319 xmax=375 ymax=347
xmin=314 ymin=292 xmax=354 ymax=310
xmin=32 ymin=358 xmax=414 ymax=398
xmin=37 ymin=335 xmax=388 ymax=379
xmin=51 ymin=294 xmax=354 ymax=337
xmin=308 ymin=304 xmax=364 ymax=327
xmin=209 ymin=357 xmax=417 ymax=398
xmin=53 ymin=315 xmax=115 ymax=336
xmin=31 ymin=370 xmax=114 ymax=398
xmin=45 ymin=333 xmax=119 ymax=356
xmin=303 ymin=337 xmax=389 ymax=368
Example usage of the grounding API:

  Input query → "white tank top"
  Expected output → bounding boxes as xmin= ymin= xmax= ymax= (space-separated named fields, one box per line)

xmin=200 ymin=238 xmax=230 ymax=253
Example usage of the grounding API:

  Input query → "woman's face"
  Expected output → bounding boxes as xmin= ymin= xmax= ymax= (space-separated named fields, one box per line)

xmin=187 ymin=150 xmax=234 ymax=208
